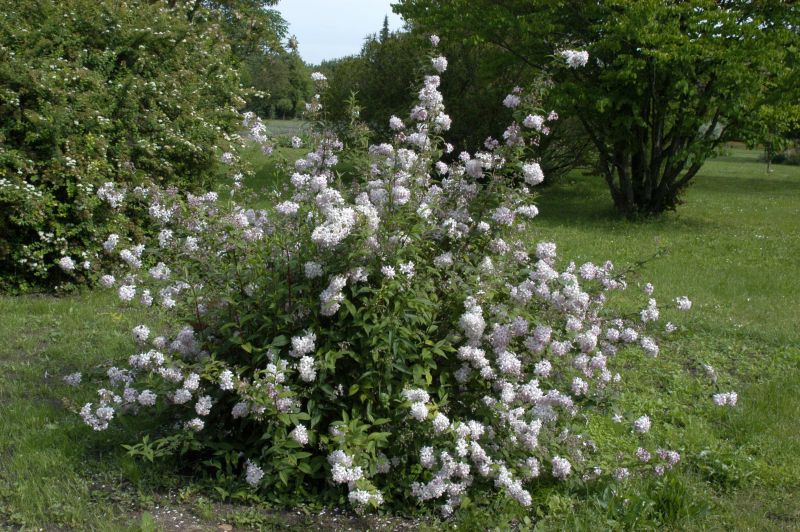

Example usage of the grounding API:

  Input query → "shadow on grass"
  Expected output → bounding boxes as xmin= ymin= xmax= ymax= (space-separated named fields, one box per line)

xmin=537 ymin=159 xmax=800 ymax=233
xmin=535 ymin=176 xmax=621 ymax=226
xmin=693 ymin=174 xmax=800 ymax=195
xmin=535 ymin=174 xmax=723 ymax=235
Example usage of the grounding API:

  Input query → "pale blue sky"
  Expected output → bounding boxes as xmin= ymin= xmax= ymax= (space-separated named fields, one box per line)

xmin=276 ymin=1 xmax=404 ymax=64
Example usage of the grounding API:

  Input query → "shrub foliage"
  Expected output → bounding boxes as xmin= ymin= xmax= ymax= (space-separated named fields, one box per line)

xmin=0 ymin=0 xmax=246 ymax=289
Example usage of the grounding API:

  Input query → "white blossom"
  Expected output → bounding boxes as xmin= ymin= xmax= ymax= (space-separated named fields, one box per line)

xmin=132 ymin=325 xmax=150 ymax=344
xmin=219 ymin=370 xmax=235 ymax=391
xmin=560 ymin=49 xmax=589 ymax=68
xmin=432 ymin=413 xmax=450 ymax=433
xmin=552 ymin=456 xmax=572 ymax=479
xmin=58 ymin=256 xmax=76 ymax=272
xmin=431 ymin=56 xmax=448 ymax=73
xmin=245 ymin=460 xmax=264 ymax=486
xmin=633 ymin=415 xmax=651 ymax=433
xmin=389 ymin=115 xmax=405 ymax=130
xmin=522 ymin=162 xmax=544 ymax=185
xmin=137 ymin=390 xmax=156 ymax=407
xmin=291 ymin=424 xmax=309 ymax=445
xmin=304 ymin=261 xmax=323 ymax=279
xmin=185 ymin=418 xmax=205 ymax=431
xmin=712 ymin=391 xmax=738 ymax=407
xmin=118 ymin=284 xmax=136 ymax=302
xmin=298 ymin=356 xmax=317 ymax=382
xmin=63 ymin=372 xmax=82 ymax=386
xmin=195 ymin=395 xmax=213 ymax=416
xmin=502 ymin=94 xmax=521 ymax=109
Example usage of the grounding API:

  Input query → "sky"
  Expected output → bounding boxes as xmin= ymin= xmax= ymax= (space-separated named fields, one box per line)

xmin=276 ymin=1 xmax=405 ymax=65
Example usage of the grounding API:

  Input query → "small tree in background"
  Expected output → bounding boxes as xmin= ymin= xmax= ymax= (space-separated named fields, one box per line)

xmin=743 ymin=30 xmax=800 ymax=170
xmin=746 ymin=104 xmax=800 ymax=171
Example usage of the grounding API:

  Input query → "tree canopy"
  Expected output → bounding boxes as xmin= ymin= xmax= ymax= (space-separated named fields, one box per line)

xmin=396 ymin=0 xmax=799 ymax=215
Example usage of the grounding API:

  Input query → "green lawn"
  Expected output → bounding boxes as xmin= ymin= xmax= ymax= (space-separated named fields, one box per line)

xmin=262 ymin=119 xmax=310 ymax=137
xmin=1 ymin=149 xmax=798 ymax=530
xmin=526 ymin=147 xmax=800 ymax=529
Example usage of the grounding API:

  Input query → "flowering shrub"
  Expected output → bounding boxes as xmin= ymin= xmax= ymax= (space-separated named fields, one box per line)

xmin=80 ymin=41 xmax=693 ymax=516
xmin=0 ymin=0 xmax=247 ymax=290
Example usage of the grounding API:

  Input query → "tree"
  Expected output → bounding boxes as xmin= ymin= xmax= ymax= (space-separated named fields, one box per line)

xmin=244 ymin=48 xmax=312 ymax=119
xmin=380 ymin=15 xmax=390 ymax=43
xmin=396 ymin=0 xmax=799 ymax=215
xmin=743 ymin=27 xmax=800 ymax=171
xmin=320 ymin=32 xmax=425 ymax=136
xmin=199 ymin=0 xmax=287 ymax=58
xmin=746 ymin=104 xmax=800 ymax=171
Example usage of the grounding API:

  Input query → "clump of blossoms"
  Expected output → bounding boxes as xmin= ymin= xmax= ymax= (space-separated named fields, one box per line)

xmin=560 ymin=49 xmax=590 ymax=68
xmin=80 ymin=43 xmax=688 ymax=516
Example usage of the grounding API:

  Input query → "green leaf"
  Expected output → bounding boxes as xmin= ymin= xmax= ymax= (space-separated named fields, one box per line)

xmin=343 ymin=298 xmax=358 ymax=316
xmin=272 ymin=335 xmax=289 ymax=347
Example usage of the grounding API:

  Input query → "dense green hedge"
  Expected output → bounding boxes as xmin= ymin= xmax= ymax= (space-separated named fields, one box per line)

xmin=0 ymin=0 xmax=246 ymax=290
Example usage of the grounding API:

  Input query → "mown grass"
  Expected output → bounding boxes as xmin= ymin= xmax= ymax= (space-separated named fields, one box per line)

xmin=262 ymin=119 xmax=310 ymax=137
xmin=238 ymin=143 xmax=307 ymax=210
xmin=1 ymin=147 xmax=798 ymax=530
xmin=523 ymin=146 xmax=800 ymax=530
xmin=0 ymin=292 xmax=163 ymax=530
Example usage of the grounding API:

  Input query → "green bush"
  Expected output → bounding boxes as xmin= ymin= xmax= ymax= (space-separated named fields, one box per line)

xmin=0 ymin=0 xmax=246 ymax=290
xmin=769 ymin=143 xmax=800 ymax=166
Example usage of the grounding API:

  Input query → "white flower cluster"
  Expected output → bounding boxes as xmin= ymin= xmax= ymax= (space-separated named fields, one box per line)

xmin=560 ymin=49 xmax=590 ymax=68
xmin=219 ymin=370 xmax=235 ymax=391
xmin=63 ymin=372 xmax=82 ymax=386
xmin=675 ymin=296 xmax=692 ymax=311
xmin=58 ymin=256 xmax=76 ymax=272
xmin=97 ymin=181 xmax=126 ymax=208
xmin=431 ymin=56 xmax=448 ymax=73
xmin=712 ymin=391 xmax=738 ymax=407
xmin=291 ymin=424 xmax=309 ymax=445
xmin=327 ymin=449 xmax=383 ymax=505
xmin=289 ymin=331 xmax=316 ymax=357
xmin=245 ymin=460 xmax=264 ymax=486
xmin=633 ymin=415 xmax=651 ymax=433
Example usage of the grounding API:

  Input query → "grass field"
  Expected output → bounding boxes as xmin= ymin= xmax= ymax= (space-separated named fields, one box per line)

xmin=262 ymin=119 xmax=310 ymax=137
xmin=1 ymin=148 xmax=798 ymax=530
xmin=529 ymin=147 xmax=800 ymax=529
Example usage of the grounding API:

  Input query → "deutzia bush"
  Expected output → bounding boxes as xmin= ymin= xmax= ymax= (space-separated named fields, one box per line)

xmin=81 ymin=42 xmax=690 ymax=516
